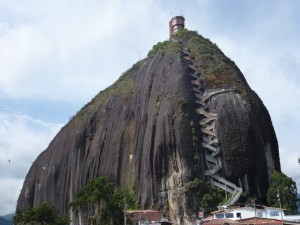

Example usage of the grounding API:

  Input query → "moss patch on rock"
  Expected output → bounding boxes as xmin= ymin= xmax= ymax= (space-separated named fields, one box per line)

xmin=172 ymin=29 xmax=246 ymax=93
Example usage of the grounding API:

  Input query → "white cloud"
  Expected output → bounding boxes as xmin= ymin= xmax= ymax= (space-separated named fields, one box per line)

xmin=0 ymin=178 xmax=23 ymax=216
xmin=0 ymin=0 xmax=169 ymax=103
xmin=0 ymin=111 xmax=62 ymax=215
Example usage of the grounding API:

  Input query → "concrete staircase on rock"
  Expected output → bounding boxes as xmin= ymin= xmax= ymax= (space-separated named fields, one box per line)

xmin=181 ymin=47 xmax=243 ymax=209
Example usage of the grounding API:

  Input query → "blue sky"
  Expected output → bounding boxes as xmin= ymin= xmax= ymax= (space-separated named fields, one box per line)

xmin=0 ymin=0 xmax=299 ymax=216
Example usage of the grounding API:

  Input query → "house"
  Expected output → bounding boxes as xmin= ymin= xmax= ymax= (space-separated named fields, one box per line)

xmin=210 ymin=205 xmax=300 ymax=222
xmin=202 ymin=215 xmax=299 ymax=225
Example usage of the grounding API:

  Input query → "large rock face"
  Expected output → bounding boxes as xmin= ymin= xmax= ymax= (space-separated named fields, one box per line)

xmin=17 ymin=30 xmax=280 ymax=225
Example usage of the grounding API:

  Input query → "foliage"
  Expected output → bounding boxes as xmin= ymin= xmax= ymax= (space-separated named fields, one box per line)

xmin=267 ymin=171 xmax=298 ymax=215
xmin=172 ymin=29 xmax=242 ymax=92
xmin=147 ymin=40 xmax=181 ymax=58
xmin=184 ymin=178 xmax=203 ymax=201
xmin=72 ymin=75 xmax=134 ymax=124
xmin=13 ymin=202 xmax=70 ymax=225
xmin=69 ymin=176 xmax=137 ymax=225
xmin=238 ymin=191 xmax=258 ymax=204
xmin=185 ymin=178 xmax=227 ymax=215
xmin=199 ymin=184 xmax=227 ymax=214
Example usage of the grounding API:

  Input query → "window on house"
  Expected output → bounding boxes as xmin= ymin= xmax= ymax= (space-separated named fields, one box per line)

xmin=270 ymin=211 xmax=279 ymax=216
xmin=215 ymin=213 xmax=225 ymax=219
xmin=236 ymin=213 xmax=241 ymax=218
xmin=257 ymin=212 xmax=263 ymax=217
xmin=225 ymin=213 xmax=234 ymax=218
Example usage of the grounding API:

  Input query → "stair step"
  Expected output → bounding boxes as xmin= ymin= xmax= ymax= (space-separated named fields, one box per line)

xmin=202 ymin=122 xmax=215 ymax=131
xmin=196 ymin=108 xmax=217 ymax=118
xmin=191 ymin=78 xmax=203 ymax=86
xmin=210 ymin=150 xmax=220 ymax=158
xmin=210 ymin=180 xmax=235 ymax=194
xmin=203 ymin=135 xmax=214 ymax=143
xmin=205 ymin=155 xmax=218 ymax=164
xmin=202 ymin=142 xmax=218 ymax=152
xmin=195 ymin=99 xmax=206 ymax=106
xmin=200 ymin=117 xmax=216 ymax=125
xmin=190 ymin=73 xmax=199 ymax=79
xmin=207 ymin=138 xmax=218 ymax=145
xmin=184 ymin=55 xmax=192 ymax=61
xmin=180 ymin=49 xmax=190 ymax=56
xmin=210 ymin=175 xmax=237 ymax=189
xmin=204 ymin=164 xmax=222 ymax=175
xmin=193 ymin=87 xmax=204 ymax=95
xmin=188 ymin=64 xmax=197 ymax=71
xmin=195 ymin=93 xmax=204 ymax=100
xmin=201 ymin=128 xmax=216 ymax=136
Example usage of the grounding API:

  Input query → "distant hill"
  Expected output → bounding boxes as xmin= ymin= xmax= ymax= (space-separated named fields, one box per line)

xmin=0 ymin=217 xmax=12 ymax=225
xmin=2 ymin=213 xmax=14 ymax=221
xmin=0 ymin=213 xmax=14 ymax=225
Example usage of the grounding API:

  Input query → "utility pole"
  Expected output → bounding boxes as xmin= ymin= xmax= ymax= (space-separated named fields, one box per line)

xmin=254 ymin=199 xmax=257 ymax=225
xmin=277 ymin=189 xmax=284 ymax=225
xmin=124 ymin=197 xmax=127 ymax=225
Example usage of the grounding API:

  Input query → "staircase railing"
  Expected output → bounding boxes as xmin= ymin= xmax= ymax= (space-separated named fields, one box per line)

xmin=181 ymin=47 xmax=242 ymax=209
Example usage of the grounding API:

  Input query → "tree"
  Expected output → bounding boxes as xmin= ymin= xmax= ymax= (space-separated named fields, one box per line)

xmin=13 ymin=202 xmax=70 ymax=225
xmin=69 ymin=176 xmax=137 ymax=225
xmin=199 ymin=183 xmax=227 ymax=214
xmin=185 ymin=179 xmax=228 ymax=215
xmin=69 ymin=176 xmax=114 ymax=224
xmin=267 ymin=171 xmax=298 ymax=215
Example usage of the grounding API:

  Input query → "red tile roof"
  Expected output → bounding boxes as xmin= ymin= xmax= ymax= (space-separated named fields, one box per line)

xmin=202 ymin=218 xmax=239 ymax=225
xmin=240 ymin=217 xmax=282 ymax=224
xmin=202 ymin=217 xmax=284 ymax=225
xmin=127 ymin=210 xmax=161 ymax=223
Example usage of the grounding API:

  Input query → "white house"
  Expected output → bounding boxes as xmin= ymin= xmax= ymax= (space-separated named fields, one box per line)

xmin=212 ymin=205 xmax=300 ymax=222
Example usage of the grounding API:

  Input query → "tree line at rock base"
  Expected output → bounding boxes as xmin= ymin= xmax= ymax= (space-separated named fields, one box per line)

xmin=14 ymin=172 xmax=299 ymax=224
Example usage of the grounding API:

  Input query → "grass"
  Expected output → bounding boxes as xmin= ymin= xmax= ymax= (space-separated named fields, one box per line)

xmin=71 ymin=28 xmax=248 ymax=125
xmin=172 ymin=29 xmax=244 ymax=92
xmin=147 ymin=40 xmax=181 ymax=58
xmin=72 ymin=74 xmax=134 ymax=125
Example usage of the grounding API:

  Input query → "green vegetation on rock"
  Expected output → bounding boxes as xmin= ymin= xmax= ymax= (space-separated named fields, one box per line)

xmin=72 ymin=74 xmax=134 ymax=124
xmin=172 ymin=29 xmax=242 ymax=91
xmin=184 ymin=178 xmax=228 ymax=215
xmin=71 ymin=36 xmax=183 ymax=126
xmin=147 ymin=40 xmax=181 ymax=58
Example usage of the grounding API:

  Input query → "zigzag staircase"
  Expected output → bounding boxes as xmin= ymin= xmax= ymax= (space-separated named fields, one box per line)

xmin=181 ymin=47 xmax=242 ymax=209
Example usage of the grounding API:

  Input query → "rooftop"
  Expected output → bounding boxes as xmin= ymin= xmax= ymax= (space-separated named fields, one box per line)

xmin=127 ymin=210 xmax=161 ymax=223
